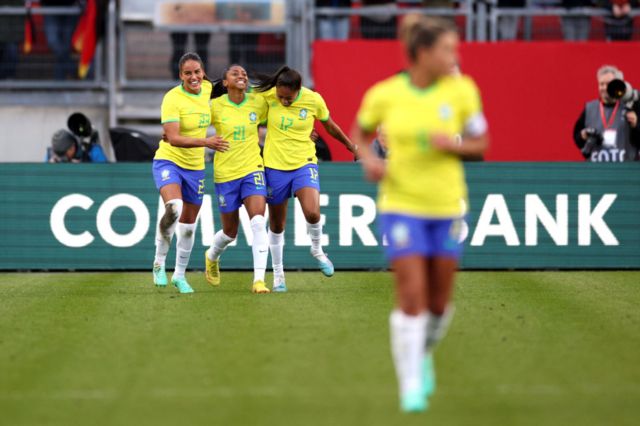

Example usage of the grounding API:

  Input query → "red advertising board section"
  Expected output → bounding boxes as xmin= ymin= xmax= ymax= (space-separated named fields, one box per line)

xmin=312 ymin=41 xmax=640 ymax=161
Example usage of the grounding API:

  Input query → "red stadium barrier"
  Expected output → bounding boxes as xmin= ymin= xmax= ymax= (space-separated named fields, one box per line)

xmin=312 ymin=41 xmax=640 ymax=161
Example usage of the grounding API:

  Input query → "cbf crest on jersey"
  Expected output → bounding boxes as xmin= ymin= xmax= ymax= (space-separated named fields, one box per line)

xmin=439 ymin=104 xmax=452 ymax=121
xmin=299 ymin=108 xmax=308 ymax=120
xmin=249 ymin=112 xmax=257 ymax=123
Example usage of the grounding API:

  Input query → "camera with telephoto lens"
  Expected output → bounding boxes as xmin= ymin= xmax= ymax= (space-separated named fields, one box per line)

xmin=607 ymin=79 xmax=639 ymax=108
xmin=67 ymin=112 xmax=100 ymax=161
xmin=581 ymin=127 xmax=603 ymax=157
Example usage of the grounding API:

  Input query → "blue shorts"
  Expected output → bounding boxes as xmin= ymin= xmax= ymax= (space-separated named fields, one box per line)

xmin=265 ymin=164 xmax=320 ymax=205
xmin=378 ymin=213 xmax=465 ymax=261
xmin=152 ymin=160 xmax=205 ymax=205
xmin=215 ymin=171 xmax=267 ymax=213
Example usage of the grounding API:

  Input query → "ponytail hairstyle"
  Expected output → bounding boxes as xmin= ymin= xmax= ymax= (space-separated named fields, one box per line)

xmin=401 ymin=15 xmax=457 ymax=63
xmin=178 ymin=51 xmax=212 ymax=84
xmin=254 ymin=65 xmax=302 ymax=93
xmin=211 ymin=64 xmax=246 ymax=99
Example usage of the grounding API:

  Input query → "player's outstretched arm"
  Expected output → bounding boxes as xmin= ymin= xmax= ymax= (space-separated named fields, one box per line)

xmin=352 ymin=125 xmax=385 ymax=182
xmin=320 ymin=118 xmax=358 ymax=157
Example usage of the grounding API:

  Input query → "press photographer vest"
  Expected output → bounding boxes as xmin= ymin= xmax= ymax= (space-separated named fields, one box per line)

xmin=584 ymin=100 xmax=638 ymax=162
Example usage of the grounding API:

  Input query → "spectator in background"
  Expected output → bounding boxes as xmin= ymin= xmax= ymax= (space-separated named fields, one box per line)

xmin=316 ymin=0 xmax=351 ymax=40
xmin=573 ymin=65 xmax=640 ymax=162
xmin=170 ymin=33 xmax=210 ymax=79
xmin=497 ymin=0 xmax=526 ymax=40
xmin=0 ymin=0 xmax=24 ymax=79
xmin=360 ymin=0 xmax=397 ymax=39
xmin=603 ymin=0 xmax=635 ymax=41
xmin=561 ymin=0 xmax=593 ymax=41
xmin=41 ymin=0 xmax=79 ymax=80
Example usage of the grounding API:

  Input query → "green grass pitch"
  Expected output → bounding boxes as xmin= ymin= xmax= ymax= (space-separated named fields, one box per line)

xmin=1 ymin=271 xmax=639 ymax=426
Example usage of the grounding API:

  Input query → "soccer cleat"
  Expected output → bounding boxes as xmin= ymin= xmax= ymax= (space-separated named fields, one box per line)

xmin=272 ymin=274 xmax=287 ymax=293
xmin=400 ymin=389 xmax=428 ymax=413
xmin=205 ymin=251 xmax=220 ymax=286
xmin=252 ymin=280 xmax=271 ymax=294
xmin=318 ymin=257 xmax=334 ymax=277
xmin=423 ymin=354 xmax=436 ymax=398
xmin=171 ymin=276 xmax=194 ymax=294
xmin=153 ymin=263 xmax=167 ymax=287
xmin=311 ymin=248 xmax=334 ymax=277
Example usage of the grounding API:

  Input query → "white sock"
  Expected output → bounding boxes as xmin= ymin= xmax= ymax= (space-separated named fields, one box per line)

xmin=207 ymin=230 xmax=236 ymax=261
xmin=425 ymin=305 xmax=456 ymax=353
xmin=268 ymin=229 xmax=284 ymax=276
xmin=173 ymin=222 xmax=196 ymax=279
xmin=154 ymin=199 xmax=183 ymax=266
xmin=390 ymin=309 xmax=428 ymax=396
xmin=306 ymin=221 xmax=328 ymax=262
xmin=250 ymin=215 xmax=268 ymax=282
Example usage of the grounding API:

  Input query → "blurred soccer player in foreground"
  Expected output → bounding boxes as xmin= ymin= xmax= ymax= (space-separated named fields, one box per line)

xmin=353 ymin=15 xmax=489 ymax=412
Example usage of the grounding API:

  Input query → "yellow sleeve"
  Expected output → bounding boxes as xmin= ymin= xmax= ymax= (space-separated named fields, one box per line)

xmin=161 ymin=91 xmax=180 ymax=124
xmin=459 ymin=76 xmax=483 ymax=122
xmin=356 ymin=83 xmax=384 ymax=132
xmin=458 ymin=76 xmax=487 ymax=136
xmin=257 ymin=94 xmax=268 ymax=124
xmin=314 ymin=91 xmax=330 ymax=122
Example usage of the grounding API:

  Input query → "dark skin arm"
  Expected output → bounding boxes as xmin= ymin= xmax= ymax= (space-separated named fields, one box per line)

xmin=320 ymin=117 xmax=358 ymax=157
xmin=352 ymin=126 xmax=386 ymax=182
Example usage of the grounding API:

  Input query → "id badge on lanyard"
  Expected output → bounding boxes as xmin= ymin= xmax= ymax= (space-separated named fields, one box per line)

xmin=600 ymin=102 xmax=619 ymax=149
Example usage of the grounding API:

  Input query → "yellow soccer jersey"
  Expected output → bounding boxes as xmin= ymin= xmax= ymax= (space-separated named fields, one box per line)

xmin=357 ymin=72 xmax=485 ymax=218
xmin=154 ymin=80 xmax=212 ymax=170
xmin=261 ymin=86 xmax=330 ymax=170
xmin=210 ymin=93 xmax=268 ymax=183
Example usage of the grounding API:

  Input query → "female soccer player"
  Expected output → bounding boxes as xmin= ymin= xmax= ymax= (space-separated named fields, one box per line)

xmin=353 ymin=16 xmax=489 ymax=412
xmin=152 ymin=52 xmax=229 ymax=294
xmin=255 ymin=66 xmax=357 ymax=292
xmin=204 ymin=64 xmax=271 ymax=294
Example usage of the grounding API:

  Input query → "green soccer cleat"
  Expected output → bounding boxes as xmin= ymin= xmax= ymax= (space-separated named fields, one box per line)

xmin=171 ymin=276 xmax=194 ymax=294
xmin=153 ymin=263 xmax=167 ymax=287
xmin=423 ymin=354 xmax=436 ymax=398
xmin=400 ymin=389 xmax=428 ymax=413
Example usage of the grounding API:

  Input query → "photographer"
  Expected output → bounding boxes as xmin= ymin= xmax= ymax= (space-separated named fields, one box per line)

xmin=47 ymin=112 xmax=108 ymax=163
xmin=573 ymin=65 xmax=640 ymax=162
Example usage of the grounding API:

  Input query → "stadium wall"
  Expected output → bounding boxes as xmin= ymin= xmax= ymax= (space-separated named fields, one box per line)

xmin=312 ymin=41 xmax=640 ymax=162
xmin=1 ymin=162 xmax=638 ymax=271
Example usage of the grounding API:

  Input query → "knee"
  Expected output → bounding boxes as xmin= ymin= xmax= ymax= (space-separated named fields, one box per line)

xmin=250 ymin=214 xmax=266 ymax=230
xmin=162 ymin=199 xmax=183 ymax=224
xmin=222 ymin=225 xmax=238 ymax=239
xmin=304 ymin=211 xmax=321 ymax=224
